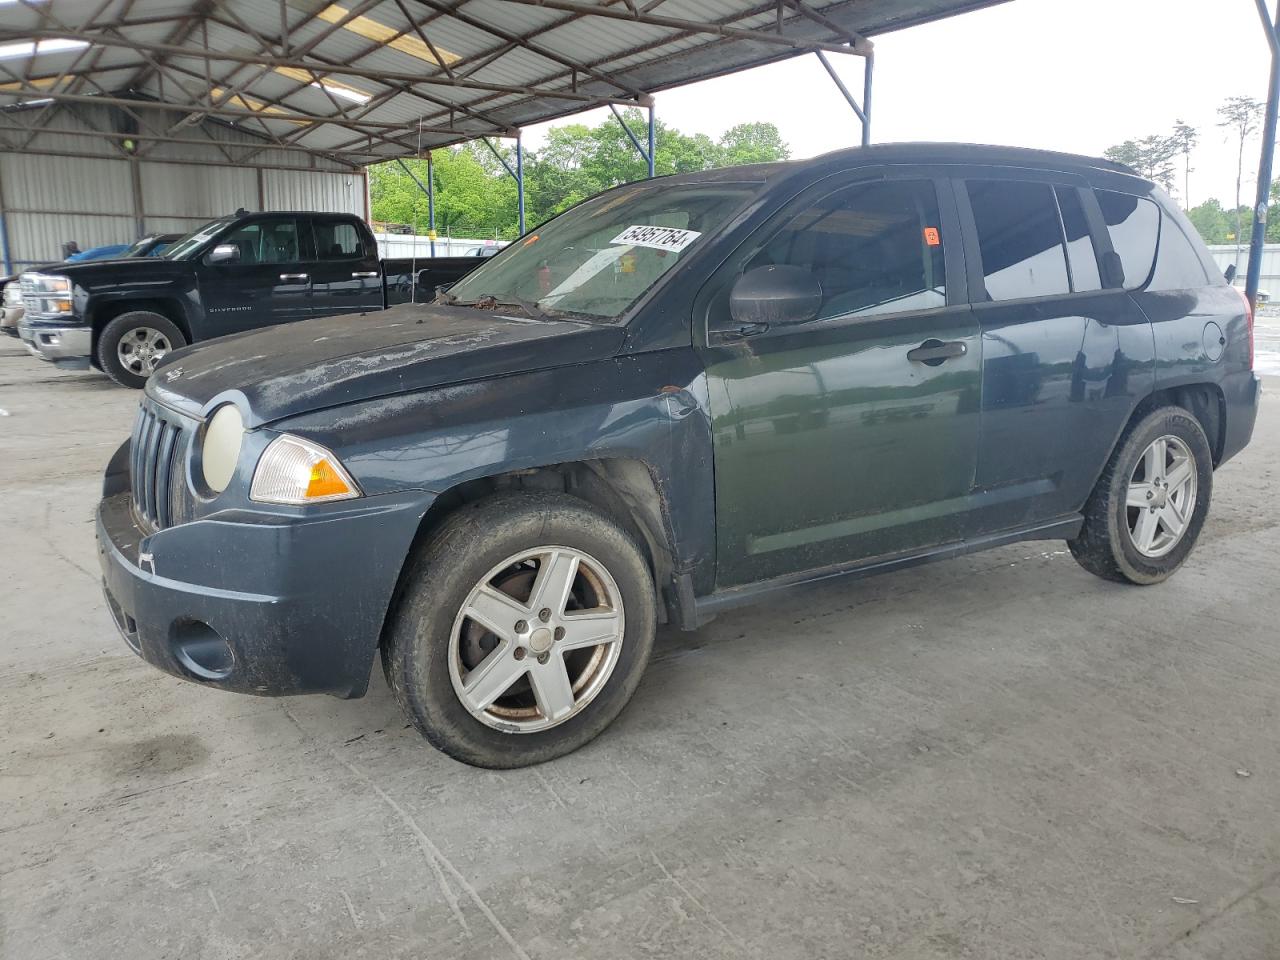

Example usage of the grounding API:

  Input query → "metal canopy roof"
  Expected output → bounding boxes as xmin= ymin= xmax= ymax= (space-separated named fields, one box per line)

xmin=0 ymin=0 xmax=1007 ymax=169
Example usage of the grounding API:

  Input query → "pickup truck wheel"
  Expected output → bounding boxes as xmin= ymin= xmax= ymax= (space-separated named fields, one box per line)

xmin=1069 ymin=406 xmax=1213 ymax=585
xmin=97 ymin=311 xmax=186 ymax=389
xmin=382 ymin=492 xmax=657 ymax=768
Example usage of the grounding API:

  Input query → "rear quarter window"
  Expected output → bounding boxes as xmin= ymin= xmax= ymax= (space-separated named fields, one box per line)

xmin=1150 ymin=216 xmax=1209 ymax=290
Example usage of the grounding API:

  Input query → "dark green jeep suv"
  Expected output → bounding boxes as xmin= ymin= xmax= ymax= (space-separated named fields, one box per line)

xmin=97 ymin=144 xmax=1259 ymax=767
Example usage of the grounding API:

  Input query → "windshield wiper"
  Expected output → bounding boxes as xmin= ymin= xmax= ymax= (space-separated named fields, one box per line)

xmin=450 ymin=293 xmax=555 ymax=322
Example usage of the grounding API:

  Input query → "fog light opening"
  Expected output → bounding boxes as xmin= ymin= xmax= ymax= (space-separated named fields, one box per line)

xmin=171 ymin=620 xmax=234 ymax=680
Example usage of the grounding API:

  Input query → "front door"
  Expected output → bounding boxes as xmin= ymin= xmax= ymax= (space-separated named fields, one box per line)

xmin=195 ymin=215 xmax=311 ymax=338
xmin=307 ymin=216 xmax=384 ymax=317
xmin=701 ymin=175 xmax=982 ymax=587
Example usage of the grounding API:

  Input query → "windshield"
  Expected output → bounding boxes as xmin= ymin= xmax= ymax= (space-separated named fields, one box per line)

xmin=162 ymin=218 xmax=233 ymax=261
xmin=121 ymin=236 xmax=155 ymax=258
xmin=446 ymin=181 xmax=759 ymax=320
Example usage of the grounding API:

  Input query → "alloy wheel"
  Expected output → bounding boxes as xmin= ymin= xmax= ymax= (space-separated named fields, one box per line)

xmin=448 ymin=546 xmax=625 ymax=733
xmin=1126 ymin=434 xmax=1197 ymax=558
xmin=117 ymin=326 xmax=172 ymax=375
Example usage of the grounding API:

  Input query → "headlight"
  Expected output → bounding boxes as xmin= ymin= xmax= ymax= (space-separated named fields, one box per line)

xmin=250 ymin=434 xmax=361 ymax=505
xmin=201 ymin=404 xmax=244 ymax=494
xmin=21 ymin=272 xmax=74 ymax=316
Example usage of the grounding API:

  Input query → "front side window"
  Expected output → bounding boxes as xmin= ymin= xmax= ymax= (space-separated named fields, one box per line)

xmin=741 ymin=179 xmax=947 ymax=321
xmin=446 ymin=182 xmax=758 ymax=321
xmin=314 ymin=219 xmax=364 ymax=260
xmin=967 ymin=180 xmax=1070 ymax=301
xmin=220 ymin=218 xmax=302 ymax=265
xmin=1096 ymin=190 xmax=1159 ymax=289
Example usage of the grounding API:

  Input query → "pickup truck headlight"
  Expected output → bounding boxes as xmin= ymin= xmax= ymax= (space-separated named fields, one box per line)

xmin=250 ymin=434 xmax=361 ymax=504
xmin=22 ymin=273 xmax=74 ymax=316
xmin=201 ymin=404 xmax=244 ymax=494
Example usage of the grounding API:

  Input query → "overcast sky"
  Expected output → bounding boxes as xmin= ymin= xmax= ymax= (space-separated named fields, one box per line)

xmin=524 ymin=0 xmax=1275 ymax=210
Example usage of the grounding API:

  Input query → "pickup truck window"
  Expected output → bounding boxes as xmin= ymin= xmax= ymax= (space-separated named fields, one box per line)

xmin=222 ymin=218 xmax=302 ymax=265
xmin=446 ymin=182 xmax=758 ymax=320
xmin=314 ymin=219 xmax=364 ymax=260
xmin=741 ymin=179 xmax=947 ymax=321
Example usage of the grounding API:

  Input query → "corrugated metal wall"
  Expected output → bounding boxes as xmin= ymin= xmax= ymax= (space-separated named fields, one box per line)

xmin=1206 ymin=244 xmax=1280 ymax=290
xmin=0 ymin=104 xmax=367 ymax=271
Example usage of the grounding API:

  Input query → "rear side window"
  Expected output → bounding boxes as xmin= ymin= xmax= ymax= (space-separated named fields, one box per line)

xmin=1096 ymin=190 xmax=1158 ymax=288
xmin=743 ymin=179 xmax=947 ymax=320
xmin=1055 ymin=187 xmax=1101 ymax=291
xmin=313 ymin=219 xmax=365 ymax=259
xmin=967 ymin=180 xmax=1070 ymax=301
xmin=1150 ymin=217 xmax=1209 ymax=290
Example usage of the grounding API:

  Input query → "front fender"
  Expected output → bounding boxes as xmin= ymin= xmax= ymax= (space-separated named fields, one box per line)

xmin=274 ymin=349 xmax=717 ymax=594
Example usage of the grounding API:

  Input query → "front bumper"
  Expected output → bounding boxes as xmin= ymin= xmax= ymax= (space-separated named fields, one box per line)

xmin=17 ymin=318 xmax=92 ymax=367
xmin=96 ymin=486 xmax=432 ymax=699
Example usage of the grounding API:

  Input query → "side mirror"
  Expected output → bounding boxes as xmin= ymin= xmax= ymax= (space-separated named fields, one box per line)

xmin=729 ymin=265 xmax=823 ymax=328
xmin=1223 ymin=263 xmax=1237 ymax=284
xmin=205 ymin=243 xmax=240 ymax=265
xmin=1101 ymin=250 xmax=1126 ymax=288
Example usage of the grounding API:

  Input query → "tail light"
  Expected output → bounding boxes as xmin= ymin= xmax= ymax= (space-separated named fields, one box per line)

xmin=1234 ymin=286 xmax=1255 ymax=369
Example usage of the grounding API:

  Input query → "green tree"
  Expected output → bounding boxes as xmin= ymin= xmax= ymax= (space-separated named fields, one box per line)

xmin=368 ymin=115 xmax=790 ymax=238
xmin=1218 ymin=95 xmax=1264 ymax=256
xmin=1103 ymin=134 xmax=1178 ymax=191
xmin=1186 ymin=198 xmax=1233 ymax=245
xmin=1171 ymin=120 xmax=1198 ymax=205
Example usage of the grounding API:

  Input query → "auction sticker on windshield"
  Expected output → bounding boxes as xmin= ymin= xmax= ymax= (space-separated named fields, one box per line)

xmin=611 ymin=225 xmax=701 ymax=252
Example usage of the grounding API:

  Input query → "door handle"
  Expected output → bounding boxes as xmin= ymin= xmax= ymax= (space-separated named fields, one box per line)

xmin=279 ymin=272 xmax=308 ymax=281
xmin=907 ymin=339 xmax=967 ymax=366
xmin=351 ymin=271 xmax=379 ymax=278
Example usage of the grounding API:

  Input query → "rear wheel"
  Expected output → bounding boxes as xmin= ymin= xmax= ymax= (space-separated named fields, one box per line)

xmin=382 ymin=492 xmax=656 ymax=768
xmin=1069 ymin=406 xmax=1213 ymax=584
xmin=97 ymin=311 xmax=186 ymax=388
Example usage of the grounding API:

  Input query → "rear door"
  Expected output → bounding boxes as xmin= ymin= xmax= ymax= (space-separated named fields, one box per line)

xmin=700 ymin=171 xmax=982 ymax=587
xmin=955 ymin=171 xmax=1155 ymax=533
xmin=307 ymin=216 xmax=384 ymax=317
xmin=195 ymin=215 xmax=311 ymax=338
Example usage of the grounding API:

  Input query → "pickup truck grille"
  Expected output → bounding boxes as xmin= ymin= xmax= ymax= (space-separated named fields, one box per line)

xmin=130 ymin=401 xmax=195 ymax=532
xmin=18 ymin=275 xmax=36 ymax=314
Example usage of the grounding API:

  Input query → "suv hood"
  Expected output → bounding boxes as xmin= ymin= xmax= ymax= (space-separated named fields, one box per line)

xmin=148 ymin=303 xmax=627 ymax=425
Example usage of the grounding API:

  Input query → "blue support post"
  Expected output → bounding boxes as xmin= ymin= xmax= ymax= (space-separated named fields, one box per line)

xmin=427 ymin=150 xmax=436 ymax=257
xmin=516 ymin=130 xmax=525 ymax=236
xmin=1248 ymin=0 xmax=1280 ymax=311
xmin=647 ymin=102 xmax=656 ymax=178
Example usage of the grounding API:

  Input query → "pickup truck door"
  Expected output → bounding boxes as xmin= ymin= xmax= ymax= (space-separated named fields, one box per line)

xmin=700 ymin=173 xmax=981 ymax=588
xmin=307 ymin=216 xmax=384 ymax=317
xmin=195 ymin=215 xmax=311 ymax=337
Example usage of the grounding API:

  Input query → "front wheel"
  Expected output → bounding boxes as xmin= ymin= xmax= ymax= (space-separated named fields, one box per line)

xmin=96 ymin=311 xmax=186 ymax=389
xmin=1069 ymin=406 xmax=1214 ymax=585
xmin=382 ymin=492 xmax=657 ymax=768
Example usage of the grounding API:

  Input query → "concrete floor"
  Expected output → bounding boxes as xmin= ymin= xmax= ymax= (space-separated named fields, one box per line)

xmin=1 ymin=334 xmax=1279 ymax=960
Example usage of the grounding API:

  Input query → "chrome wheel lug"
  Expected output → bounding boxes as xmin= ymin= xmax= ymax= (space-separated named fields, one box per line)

xmin=513 ymin=647 xmax=526 ymax=661
xmin=538 ymin=607 xmax=551 ymax=622
xmin=554 ymin=626 xmax=565 ymax=642
xmin=537 ymin=652 xmax=550 ymax=665
xmin=514 ymin=619 xmax=528 ymax=633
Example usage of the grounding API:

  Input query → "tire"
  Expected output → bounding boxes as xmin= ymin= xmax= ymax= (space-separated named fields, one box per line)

xmin=382 ymin=492 xmax=657 ymax=768
xmin=96 ymin=311 xmax=186 ymax=389
xmin=1069 ymin=405 xmax=1213 ymax=585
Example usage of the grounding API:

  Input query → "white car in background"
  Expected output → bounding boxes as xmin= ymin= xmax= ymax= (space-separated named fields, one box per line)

xmin=1 ymin=278 xmax=23 ymax=337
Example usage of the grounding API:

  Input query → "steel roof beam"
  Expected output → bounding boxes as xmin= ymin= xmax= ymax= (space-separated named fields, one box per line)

xmin=486 ymin=0 xmax=873 ymax=57
xmin=0 ymin=28 xmax=643 ymax=106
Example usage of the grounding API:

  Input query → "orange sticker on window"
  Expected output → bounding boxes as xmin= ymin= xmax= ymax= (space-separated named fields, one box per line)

xmin=923 ymin=227 xmax=941 ymax=246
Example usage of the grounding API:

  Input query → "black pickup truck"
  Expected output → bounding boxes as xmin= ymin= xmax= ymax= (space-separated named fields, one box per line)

xmin=17 ymin=210 xmax=482 ymax=387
